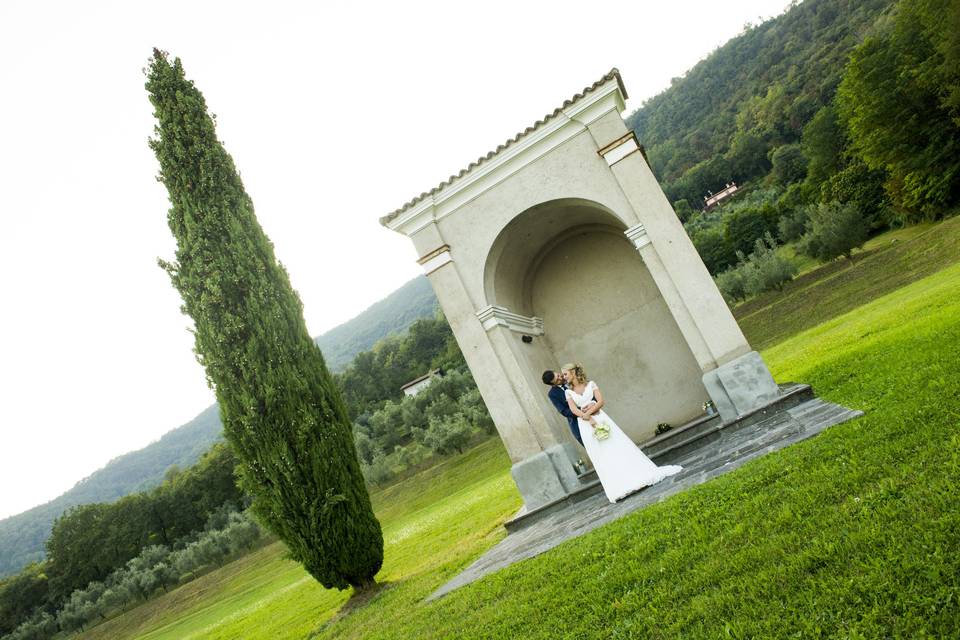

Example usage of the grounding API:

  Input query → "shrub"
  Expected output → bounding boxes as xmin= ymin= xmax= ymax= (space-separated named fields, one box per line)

xmin=393 ymin=443 xmax=431 ymax=471
xmin=778 ymin=204 xmax=811 ymax=243
xmin=744 ymin=234 xmax=799 ymax=293
xmin=770 ymin=143 xmax=808 ymax=186
xmin=426 ymin=395 xmax=458 ymax=422
xmin=715 ymin=233 xmax=799 ymax=302
xmin=6 ymin=611 xmax=57 ymax=640
xmin=820 ymin=160 xmax=893 ymax=229
xmin=362 ymin=452 xmax=394 ymax=487
xmin=223 ymin=512 xmax=261 ymax=553
xmin=716 ymin=267 xmax=749 ymax=304
xmin=692 ymin=227 xmax=737 ymax=275
xmin=672 ymin=198 xmax=696 ymax=222
xmin=800 ymin=201 xmax=870 ymax=261
xmin=724 ymin=202 xmax=781 ymax=256
xmin=400 ymin=392 xmax=431 ymax=432
xmin=98 ymin=585 xmax=130 ymax=615
xmin=368 ymin=400 xmax=406 ymax=450
xmin=422 ymin=413 xmax=475 ymax=455
xmin=459 ymin=388 xmax=496 ymax=434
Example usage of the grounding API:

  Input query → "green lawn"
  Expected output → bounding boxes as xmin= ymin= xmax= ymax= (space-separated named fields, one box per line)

xmin=82 ymin=222 xmax=960 ymax=639
xmin=309 ymin=262 xmax=960 ymax=639
xmin=79 ymin=439 xmax=519 ymax=640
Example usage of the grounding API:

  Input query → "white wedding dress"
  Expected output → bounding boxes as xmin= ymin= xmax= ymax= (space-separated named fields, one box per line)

xmin=566 ymin=381 xmax=682 ymax=503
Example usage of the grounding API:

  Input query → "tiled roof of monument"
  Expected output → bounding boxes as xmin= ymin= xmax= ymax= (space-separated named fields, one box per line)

xmin=381 ymin=68 xmax=627 ymax=226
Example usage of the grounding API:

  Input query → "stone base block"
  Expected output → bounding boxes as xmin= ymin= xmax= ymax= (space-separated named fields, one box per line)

xmin=702 ymin=351 xmax=780 ymax=423
xmin=510 ymin=443 xmax=583 ymax=510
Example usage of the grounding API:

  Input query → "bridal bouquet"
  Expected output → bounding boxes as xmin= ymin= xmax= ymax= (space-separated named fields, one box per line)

xmin=592 ymin=421 xmax=611 ymax=441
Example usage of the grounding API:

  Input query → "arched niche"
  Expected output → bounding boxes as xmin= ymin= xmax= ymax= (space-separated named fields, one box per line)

xmin=484 ymin=199 xmax=709 ymax=441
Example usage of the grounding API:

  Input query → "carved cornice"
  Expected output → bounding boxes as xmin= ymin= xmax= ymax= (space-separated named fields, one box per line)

xmin=417 ymin=245 xmax=452 ymax=275
xmin=624 ymin=223 xmax=651 ymax=250
xmin=476 ymin=305 xmax=544 ymax=335
xmin=597 ymin=131 xmax=640 ymax=166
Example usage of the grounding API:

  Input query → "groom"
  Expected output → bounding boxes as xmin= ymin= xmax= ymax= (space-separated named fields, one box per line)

xmin=541 ymin=369 xmax=583 ymax=447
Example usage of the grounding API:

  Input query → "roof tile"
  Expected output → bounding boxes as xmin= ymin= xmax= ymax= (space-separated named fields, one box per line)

xmin=381 ymin=68 xmax=626 ymax=226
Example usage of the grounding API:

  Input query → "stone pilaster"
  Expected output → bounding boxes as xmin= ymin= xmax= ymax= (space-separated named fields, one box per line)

xmin=603 ymin=141 xmax=751 ymax=368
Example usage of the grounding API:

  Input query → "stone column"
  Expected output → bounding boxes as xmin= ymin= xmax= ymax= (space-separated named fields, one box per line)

xmin=420 ymin=247 xmax=581 ymax=510
xmin=623 ymin=222 xmax=716 ymax=372
xmin=600 ymin=133 xmax=780 ymax=422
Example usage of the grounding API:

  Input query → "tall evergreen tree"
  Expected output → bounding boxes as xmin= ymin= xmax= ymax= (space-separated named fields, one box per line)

xmin=145 ymin=49 xmax=383 ymax=590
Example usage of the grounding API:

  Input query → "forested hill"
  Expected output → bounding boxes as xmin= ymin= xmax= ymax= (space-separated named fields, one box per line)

xmin=0 ymin=404 xmax=222 ymax=577
xmin=626 ymin=0 xmax=893 ymax=206
xmin=315 ymin=275 xmax=438 ymax=372
xmin=0 ymin=275 xmax=438 ymax=577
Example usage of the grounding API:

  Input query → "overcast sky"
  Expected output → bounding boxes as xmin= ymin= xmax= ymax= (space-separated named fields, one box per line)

xmin=0 ymin=0 xmax=793 ymax=520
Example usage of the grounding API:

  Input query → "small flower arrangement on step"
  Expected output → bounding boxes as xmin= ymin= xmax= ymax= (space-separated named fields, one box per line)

xmin=655 ymin=422 xmax=673 ymax=436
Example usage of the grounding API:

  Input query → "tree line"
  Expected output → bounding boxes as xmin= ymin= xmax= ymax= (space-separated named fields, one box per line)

xmin=4 ymin=510 xmax=262 ymax=640
xmin=0 ymin=310 xmax=479 ymax=638
xmin=628 ymin=0 xmax=894 ymax=208
xmin=0 ymin=443 xmax=243 ymax=637
xmin=330 ymin=311 xmax=496 ymax=486
xmin=0 ymin=404 xmax=223 ymax=581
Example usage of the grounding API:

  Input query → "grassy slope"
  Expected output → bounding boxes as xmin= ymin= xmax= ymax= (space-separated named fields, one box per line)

xmin=81 ymin=222 xmax=960 ymax=639
xmin=313 ymin=263 xmax=960 ymax=638
xmin=79 ymin=439 xmax=519 ymax=640
xmin=734 ymin=215 xmax=960 ymax=350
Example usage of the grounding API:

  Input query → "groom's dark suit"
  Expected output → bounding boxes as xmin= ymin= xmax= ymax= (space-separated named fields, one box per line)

xmin=548 ymin=384 xmax=583 ymax=446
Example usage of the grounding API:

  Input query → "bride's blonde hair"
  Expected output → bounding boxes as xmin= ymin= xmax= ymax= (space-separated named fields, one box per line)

xmin=561 ymin=362 xmax=587 ymax=385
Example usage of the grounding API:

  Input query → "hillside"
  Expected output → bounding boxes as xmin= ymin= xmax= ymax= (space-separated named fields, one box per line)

xmin=625 ymin=0 xmax=893 ymax=205
xmin=315 ymin=275 xmax=437 ymax=372
xmin=0 ymin=275 xmax=438 ymax=578
xmin=0 ymin=404 xmax=222 ymax=577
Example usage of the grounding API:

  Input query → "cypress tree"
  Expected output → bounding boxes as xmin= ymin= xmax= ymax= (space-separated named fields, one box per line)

xmin=145 ymin=49 xmax=383 ymax=590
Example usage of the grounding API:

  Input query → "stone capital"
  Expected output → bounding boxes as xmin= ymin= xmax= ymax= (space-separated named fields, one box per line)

xmin=597 ymin=131 xmax=641 ymax=167
xmin=417 ymin=244 xmax=452 ymax=275
xmin=475 ymin=305 xmax=544 ymax=336
xmin=624 ymin=223 xmax=652 ymax=250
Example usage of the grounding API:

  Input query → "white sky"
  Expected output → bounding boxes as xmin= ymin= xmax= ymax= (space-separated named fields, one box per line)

xmin=0 ymin=0 xmax=792 ymax=520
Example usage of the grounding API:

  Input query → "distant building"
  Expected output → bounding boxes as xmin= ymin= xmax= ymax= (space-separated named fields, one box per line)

xmin=703 ymin=182 xmax=739 ymax=211
xmin=400 ymin=368 xmax=443 ymax=397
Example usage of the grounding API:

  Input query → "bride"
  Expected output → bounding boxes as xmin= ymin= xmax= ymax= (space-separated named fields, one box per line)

xmin=562 ymin=362 xmax=682 ymax=503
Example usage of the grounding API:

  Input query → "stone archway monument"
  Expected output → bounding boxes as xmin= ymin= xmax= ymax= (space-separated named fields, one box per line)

xmin=381 ymin=70 xmax=781 ymax=513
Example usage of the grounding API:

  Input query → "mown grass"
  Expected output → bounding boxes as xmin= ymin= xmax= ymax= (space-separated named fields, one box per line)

xmin=304 ymin=261 xmax=960 ymax=639
xmin=79 ymin=440 xmax=519 ymax=640
xmin=735 ymin=215 xmax=960 ymax=349
xmin=82 ymin=220 xmax=960 ymax=639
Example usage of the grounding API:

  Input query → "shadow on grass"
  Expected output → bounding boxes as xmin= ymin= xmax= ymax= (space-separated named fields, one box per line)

xmin=308 ymin=580 xmax=396 ymax=638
